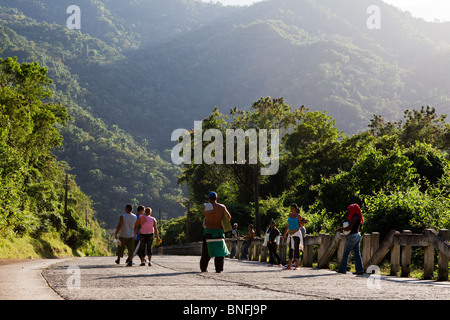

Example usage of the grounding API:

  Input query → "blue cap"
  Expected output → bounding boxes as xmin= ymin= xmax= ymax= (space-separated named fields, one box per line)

xmin=208 ymin=191 xmax=217 ymax=199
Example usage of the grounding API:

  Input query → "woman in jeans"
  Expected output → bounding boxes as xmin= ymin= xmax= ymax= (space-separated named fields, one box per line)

xmin=337 ymin=203 xmax=364 ymax=275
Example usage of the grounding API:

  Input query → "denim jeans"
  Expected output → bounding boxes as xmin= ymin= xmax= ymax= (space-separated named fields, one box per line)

xmin=240 ymin=240 xmax=249 ymax=260
xmin=230 ymin=241 xmax=237 ymax=258
xmin=337 ymin=233 xmax=364 ymax=274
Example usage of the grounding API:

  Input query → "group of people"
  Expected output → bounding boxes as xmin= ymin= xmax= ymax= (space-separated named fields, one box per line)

xmin=114 ymin=204 xmax=161 ymax=267
xmin=229 ymin=203 xmax=307 ymax=270
xmin=202 ymin=192 xmax=365 ymax=275
xmin=114 ymin=192 xmax=365 ymax=275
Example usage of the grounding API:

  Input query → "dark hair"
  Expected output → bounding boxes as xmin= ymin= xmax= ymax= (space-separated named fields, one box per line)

xmin=290 ymin=203 xmax=299 ymax=210
xmin=137 ymin=205 xmax=145 ymax=212
xmin=125 ymin=204 xmax=133 ymax=212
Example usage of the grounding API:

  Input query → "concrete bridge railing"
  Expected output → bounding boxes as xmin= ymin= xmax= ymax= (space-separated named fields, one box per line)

xmin=155 ymin=228 xmax=450 ymax=280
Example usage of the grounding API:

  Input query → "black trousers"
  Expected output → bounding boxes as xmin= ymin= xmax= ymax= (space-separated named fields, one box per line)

xmin=200 ymin=236 xmax=224 ymax=272
xmin=288 ymin=236 xmax=300 ymax=260
xmin=139 ymin=233 xmax=154 ymax=258
xmin=267 ymin=242 xmax=281 ymax=265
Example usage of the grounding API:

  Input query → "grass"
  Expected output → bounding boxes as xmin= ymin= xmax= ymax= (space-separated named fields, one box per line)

xmin=0 ymin=232 xmax=74 ymax=259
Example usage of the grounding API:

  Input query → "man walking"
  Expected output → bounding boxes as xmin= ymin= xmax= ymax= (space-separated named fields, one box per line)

xmin=200 ymin=192 xmax=231 ymax=273
xmin=115 ymin=204 xmax=137 ymax=266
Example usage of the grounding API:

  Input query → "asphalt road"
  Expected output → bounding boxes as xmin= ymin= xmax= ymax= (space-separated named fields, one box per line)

xmin=33 ymin=255 xmax=450 ymax=300
xmin=0 ymin=258 xmax=73 ymax=300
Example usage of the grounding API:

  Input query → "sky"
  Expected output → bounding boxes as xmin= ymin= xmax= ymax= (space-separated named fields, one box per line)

xmin=383 ymin=0 xmax=450 ymax=22
xmin=203 ymin=0 xmax=450 ymax=22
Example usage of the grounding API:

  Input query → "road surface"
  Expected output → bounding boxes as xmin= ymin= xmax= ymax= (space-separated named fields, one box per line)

xmin=0 ymin=258 xmax=73 ymax=300
xmin=33 ymin=255 xmax=450 ymax=300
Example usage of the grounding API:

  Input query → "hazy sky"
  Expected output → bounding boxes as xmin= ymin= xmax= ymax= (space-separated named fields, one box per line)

xmin=204 ymin=0 xmax=450 ymax=22
xmin=383 ymin=0 xmax=450 ymax=22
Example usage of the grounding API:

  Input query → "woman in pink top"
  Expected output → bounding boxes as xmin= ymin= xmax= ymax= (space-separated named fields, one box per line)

xmin=134 ymin=207 xmax=160 ymax=266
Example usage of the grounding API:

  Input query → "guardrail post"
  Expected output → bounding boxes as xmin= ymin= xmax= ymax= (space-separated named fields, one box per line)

xmin=318 ymin=233 xmax=331 ymax=269
xmin=303 ymin=243 xmax=313 ymax=267
xmin=252 ymin=241 xmax=260 ymax=261
xmin=261 ymin=246 xmax=268 ymax=263
xmin=337 ymin=234 xmax=346 ymax=265
xmin=423 ymin=229 xmax=435 ymax=280
xmin=362 ymin=233 xmax=371 ymax=268
xmin=371 ymin=232 xmax=380 ymax=257
xmin=438 ymin=229 xmax=449 ymax=281
xmin=365 ymin=230 xmax=398 ymax=270
xmin=390 ymin=241 xmax=400 ymax=276
xmin=401 ymin=230 xmax=412 ymax=277
xmin=236 ymin=240 xmax=242 ymax=259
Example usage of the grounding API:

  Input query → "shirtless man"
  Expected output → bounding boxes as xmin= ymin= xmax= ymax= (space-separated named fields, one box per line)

xmin=200 ymin=191 xmax=231 ymax=273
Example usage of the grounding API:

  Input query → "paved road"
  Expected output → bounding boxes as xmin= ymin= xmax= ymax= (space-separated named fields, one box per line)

xmin=35 ymin=255 xmax=450 ymax=300
xmin=0 ymin=258 xmax=73 ymax=300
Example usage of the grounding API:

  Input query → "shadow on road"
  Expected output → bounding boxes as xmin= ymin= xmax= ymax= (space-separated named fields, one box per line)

xmin=96 ymin=271 xmax=199 ymax=280
xmin=284 ymin=272 xmax=342 ymax=279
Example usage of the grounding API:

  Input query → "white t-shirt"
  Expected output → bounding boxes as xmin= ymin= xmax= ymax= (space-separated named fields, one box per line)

xmin=119 ymin=213 xmax=137 ymax=238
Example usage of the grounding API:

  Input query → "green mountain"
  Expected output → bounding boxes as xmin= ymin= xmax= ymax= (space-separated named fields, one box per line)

xmin=0 ymin=1 xmax=186 ymax=228
xmin=75 ymin=0 xmax=450 ymax=143
xmin=2 ymin=0 xmax=450 ymax=229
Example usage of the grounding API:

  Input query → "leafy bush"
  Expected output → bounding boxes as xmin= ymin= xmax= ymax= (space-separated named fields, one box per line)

xmin=363 ymin=187 xmax=450 ymax=238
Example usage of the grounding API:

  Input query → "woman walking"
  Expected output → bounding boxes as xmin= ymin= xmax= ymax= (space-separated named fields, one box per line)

xmin=134 ymin=207 xmax=160 ymax=266
xmin=337 ymin=203 xmax=364 ymax=275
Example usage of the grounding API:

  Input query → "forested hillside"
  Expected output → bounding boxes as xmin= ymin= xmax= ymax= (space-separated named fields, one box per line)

xmin=1 ymin=0 xmax=450 ymax=243
xmin=0 ymin=2 xmax=186 ymax=229
xmin=0 ymin=56 xmax=108 ymax=257
xmin=71 ymin=0 xmax=450 ymax=146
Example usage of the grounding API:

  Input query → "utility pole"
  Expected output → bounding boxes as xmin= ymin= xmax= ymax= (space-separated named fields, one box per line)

xmin=178 ymin=199 xmax=191 ymax=243
xmin=185 ymin=200 xmax=191 ymax=243
xmin=158 ymin=209 xmax=162 ymax=231
xmin=64 ymin=173 xmax=69 ymax=219
xmin=253 ymin=166 xmax=260 ymax=236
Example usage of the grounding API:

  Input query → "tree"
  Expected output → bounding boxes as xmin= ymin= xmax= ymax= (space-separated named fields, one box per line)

xmin=0 ymin=57 xmax=69 ymax=162
xmin=369 ymin=106 xmax=450 ymax=151
xmin=178 ymin=97 xmax=303 ymax=235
